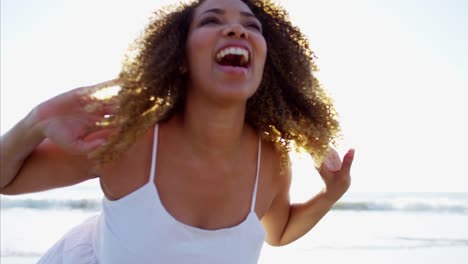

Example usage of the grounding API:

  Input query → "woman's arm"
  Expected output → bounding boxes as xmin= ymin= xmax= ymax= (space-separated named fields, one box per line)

xmin=0 ymin=137 xmax=97 ymax=195
xmin=0 ymin=113 xmax=46 ymax=190
xmin=262 ymin=148 xmax=355 ymax=246
xmin=0 ymin=80 xmax=118 ymax=194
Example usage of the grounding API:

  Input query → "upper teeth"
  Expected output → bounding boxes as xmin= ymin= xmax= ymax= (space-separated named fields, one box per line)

xmin=216 ymin=47 xmax=249 ymax=64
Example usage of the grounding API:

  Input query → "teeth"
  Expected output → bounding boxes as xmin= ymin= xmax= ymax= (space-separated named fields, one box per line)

xmin=216 ymin=47 xmax=249 ymax=64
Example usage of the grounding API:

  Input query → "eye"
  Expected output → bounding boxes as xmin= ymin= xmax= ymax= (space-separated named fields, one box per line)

xmin=246 ymin=22 xmax=262 ymax=32
xmin=199 ymin=17 xmax=221 ymax=26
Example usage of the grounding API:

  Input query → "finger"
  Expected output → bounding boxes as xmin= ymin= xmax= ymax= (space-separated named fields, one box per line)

xmin=323 ymin=147 xmax=342 ymax=172
xmin=76 ymin=78 xmax=122 ymax=96
xmin=71 ymin=117 xmax=116 ymax=142
xmin=75 ymin=79 xmax=122 ymax=105
xmin=82 ymin=118 xmax=118 ymax=137
xmin=85 ymin=97 xmax=120 ymax=115
xmin=91 ymin=78 xmax=122 ymax=90
xmin=84 ymin=128 xmax=115 ymax=141
xmin=69 ymin=138 xmax=106 ymax=154
xmin=340 ymin=148 xmax=355 ymax=176
xmin=318 ymin=165 xmax=334 ymax=180
xmin=71 ymin=127 xmax=116 ymax=153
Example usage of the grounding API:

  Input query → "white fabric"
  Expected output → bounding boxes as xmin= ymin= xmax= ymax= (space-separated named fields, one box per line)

xmin=38 ymin=216 xmax=99 ymax=264
xmin=39 ymin=125 xmax=265 ymax=263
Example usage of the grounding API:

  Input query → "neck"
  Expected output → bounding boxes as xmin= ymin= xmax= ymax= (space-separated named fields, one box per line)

xmin=177 ymin=95 xmax=248 ymax=157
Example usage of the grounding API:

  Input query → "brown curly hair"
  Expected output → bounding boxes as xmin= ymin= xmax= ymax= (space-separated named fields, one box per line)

xmin=91 ymin=0 xmax=341 ymax=169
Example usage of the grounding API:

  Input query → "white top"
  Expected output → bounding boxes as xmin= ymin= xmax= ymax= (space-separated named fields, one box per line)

xmin=39 ymin=125 xmax=265 ymax=264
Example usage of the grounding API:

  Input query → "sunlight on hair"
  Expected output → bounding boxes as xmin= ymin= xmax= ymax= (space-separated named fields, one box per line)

xmin=289 ymin=149 xmax=324 ymax=203
xmin=90 ymin=85 xmax=121 ymax=100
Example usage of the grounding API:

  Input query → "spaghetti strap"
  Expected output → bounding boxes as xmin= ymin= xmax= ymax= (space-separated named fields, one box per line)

xmin=250 ymin=138 xmax=261 ymax=212
xmin=149 ymin=125 xmax=159 ymax=183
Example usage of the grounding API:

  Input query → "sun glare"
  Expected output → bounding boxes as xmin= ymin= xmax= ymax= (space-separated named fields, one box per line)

xmin=91 ymin=86 xmax=121 ymax=100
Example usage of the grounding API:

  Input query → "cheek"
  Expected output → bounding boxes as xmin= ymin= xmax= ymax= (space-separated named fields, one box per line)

xmin=186 ymin=31 xmax=212 ymax=65
xmin=187 ymin=36 xmax=202 ymax=53
xmin=254 ymin=34 xmax=267 ymax=60
xmin=256 ymin=39 xmax=267 ymax=69
xmin=261 ymin=44 xmax=267 ymax=65
xmin=186 ymin=39 xmax=199 ymax=66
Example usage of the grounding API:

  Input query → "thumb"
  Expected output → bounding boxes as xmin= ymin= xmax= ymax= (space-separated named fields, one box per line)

xmin=340 ymin=148 xmax=355 ymax=176
xmin=322 ymin=147 xmax=342 ymax=172
xmin=70 ymin=138 xmax=106 ymax=154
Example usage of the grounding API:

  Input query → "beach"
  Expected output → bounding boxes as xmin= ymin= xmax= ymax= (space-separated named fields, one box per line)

xmin=260 ymin=210 xmax=468 ymax=263
xmin=1 ymin=182 xmax=467 ymax=263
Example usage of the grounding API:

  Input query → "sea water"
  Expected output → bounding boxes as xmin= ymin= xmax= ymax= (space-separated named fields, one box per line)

xmin=1 ymin=179 xmax=467 ymax=263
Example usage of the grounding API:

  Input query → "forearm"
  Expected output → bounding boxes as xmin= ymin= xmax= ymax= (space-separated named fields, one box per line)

xmin=0 ymin=112 xmax=44 ymax=190
xmin=278 ymin=190 xmax=337 ymax=246
xmin=265 ymin=148 xmax=354 ymax=247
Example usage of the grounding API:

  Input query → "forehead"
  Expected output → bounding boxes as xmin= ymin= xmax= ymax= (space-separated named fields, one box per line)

xmin=194 ymin=0 xmax=254 ymax=17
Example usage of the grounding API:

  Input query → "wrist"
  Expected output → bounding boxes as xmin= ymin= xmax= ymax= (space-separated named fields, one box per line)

xmin=319 ymin=187 xmax=344 ymax=204
xmin=22 ymin=109 xmax=47 ymax=144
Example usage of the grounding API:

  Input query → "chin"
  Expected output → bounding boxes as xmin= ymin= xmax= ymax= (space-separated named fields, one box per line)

xmin=187 ymin=75 xmax=259 ymax=105
xmin=214 ymin=83 xmax=258 ymax=103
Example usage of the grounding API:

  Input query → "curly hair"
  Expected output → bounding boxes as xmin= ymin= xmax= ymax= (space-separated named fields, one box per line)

xmin=91 ymin=0 xmax=341 ymax=169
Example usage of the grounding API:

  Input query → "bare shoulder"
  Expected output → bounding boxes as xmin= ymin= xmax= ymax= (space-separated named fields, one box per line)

xmin=260 ymin=141 xmax=291 ymax=192
xmin=98 ymin=128 xmax=155 ymax=200
xmin=258 ymin=140 xmax=293 ymax=244
xmin=256 ymin=140 xmax=292 ymax=217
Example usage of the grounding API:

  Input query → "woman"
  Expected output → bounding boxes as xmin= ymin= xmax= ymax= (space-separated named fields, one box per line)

xmin=0 ymin=0 xmax=354 ymax=263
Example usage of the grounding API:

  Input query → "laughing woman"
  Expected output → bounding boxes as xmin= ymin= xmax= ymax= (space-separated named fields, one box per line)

xmin=0 ymin=0 xmax=354 ymax=263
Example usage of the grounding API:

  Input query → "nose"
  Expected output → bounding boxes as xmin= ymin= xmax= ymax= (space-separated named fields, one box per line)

xmin=223 ymin=24 xmax=248 ymax=39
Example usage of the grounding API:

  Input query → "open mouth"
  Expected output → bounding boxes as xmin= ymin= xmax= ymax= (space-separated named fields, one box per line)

xmin=215 ymin=47 xmax=250 ymax=68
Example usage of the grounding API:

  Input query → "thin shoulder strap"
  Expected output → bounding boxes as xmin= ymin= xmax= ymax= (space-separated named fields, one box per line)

xmin=250 ymin=138 xmax=261 ymax=212
xmin=149 ymin=125 xmax=159 ymax=183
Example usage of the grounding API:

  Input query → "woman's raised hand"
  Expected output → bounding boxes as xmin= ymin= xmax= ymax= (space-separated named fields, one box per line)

xmin=318 ymin=147 xmax=355 ymax=202
xmin=30 ymin=79 xmax=120 ymax=154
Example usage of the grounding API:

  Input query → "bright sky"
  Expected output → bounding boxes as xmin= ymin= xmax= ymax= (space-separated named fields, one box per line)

xmin=1 ymin=0 xmax=467 ymax=193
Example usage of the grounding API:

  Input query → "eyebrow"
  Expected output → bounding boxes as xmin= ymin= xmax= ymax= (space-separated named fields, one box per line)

xmin=201 ymin=8 xmax=256 ymax=18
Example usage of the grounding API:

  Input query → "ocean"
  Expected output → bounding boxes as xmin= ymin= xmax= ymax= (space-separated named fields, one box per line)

xmin=1 ymin=179 xmax=467 ymax=263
